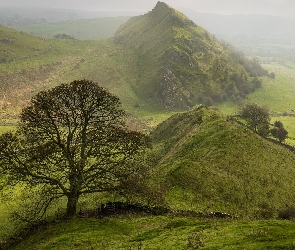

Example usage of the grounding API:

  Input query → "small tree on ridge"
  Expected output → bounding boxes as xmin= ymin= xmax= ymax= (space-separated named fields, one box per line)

xmin=239 ymin=103 xmax=270 ymax=136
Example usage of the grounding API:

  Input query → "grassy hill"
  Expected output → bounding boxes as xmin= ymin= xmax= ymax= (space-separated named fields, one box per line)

xmin=17 ymin=17 xmax=131 ymax=40
xmin=0 ymin=2 xmax=270 ymax=123
xmin=0 ymin=25 xmax=54 ymax=62
xmin=0 ymin=27 xmax=162 ymax=124
xmin=4 ymin=105 xmax=295 ymax=248
xmin=2 ymin=3 xmax=295 ymax=248
xmin=114 ymin=1 xmax=268 ymax=109
xmin=9 ymin=216 xmax=295 ymax=250
xmin=149 ymin=105 xmax=295 ymax=217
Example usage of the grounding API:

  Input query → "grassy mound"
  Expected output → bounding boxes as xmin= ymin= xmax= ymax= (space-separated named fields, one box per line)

xmin=150 ymin=105 xmax=295 ymax=217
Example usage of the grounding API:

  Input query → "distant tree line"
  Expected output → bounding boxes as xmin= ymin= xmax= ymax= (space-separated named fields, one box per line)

xmin=53 ymin=33 xmax=75 ymax=40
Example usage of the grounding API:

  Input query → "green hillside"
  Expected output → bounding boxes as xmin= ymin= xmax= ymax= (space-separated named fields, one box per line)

xmin=2 ymin=3 xmax=295 ymax=249
xmin=9 ymin=216 xmax=295 ymax=250
xmin=17 ymin=17 xmax=131 ymax=40
xmin=0 ymin=35 xmax=169 ymax=125
xmin=149 ymin=105 xmax=295 ymax=217
xmin=0 ymin=2 xmax=270 ymax=123
xmin=115 ymin=1 xmax=268 ymax=109
xmin=0 ymin=25 xmax=54 ymax=62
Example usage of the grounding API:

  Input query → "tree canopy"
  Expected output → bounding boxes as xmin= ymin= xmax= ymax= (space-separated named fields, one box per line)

xmin=271 ymin=120 xmax=288 ymax=143
xmin=239 ymin=103 xmax=270 ymax=136
xmin=0 ymin=80 xmax=150 ymax=218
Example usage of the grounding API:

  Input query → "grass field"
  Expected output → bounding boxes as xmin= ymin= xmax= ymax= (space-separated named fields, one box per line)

xmin=220 ymin=63 xmax=295 ymax=113
xmin=220 ymin=61 xmax=295 ymax=145
xmin=247 ymin=62 xmax=295 ymax=112
xmin=17 ymin=17 xmax=130 ymax=40
xmin=9 ymin=215 xmax=295 ymax=250
xmin=0 ymin=126 xmax=16 ymax=134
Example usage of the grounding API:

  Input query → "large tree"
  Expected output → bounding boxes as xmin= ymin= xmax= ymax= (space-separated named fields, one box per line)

xmin=0 ymin=80 xmax=150 ymax=218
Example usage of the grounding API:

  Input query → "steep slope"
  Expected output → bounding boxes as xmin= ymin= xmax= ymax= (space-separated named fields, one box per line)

xmin=150 ymin=105 xmax=295 ymax=217
xmin=0 ymin=2 xmax=269 ymax=122
xmin=0 ymin=28 xmax=158 ymax=124
xmin=115 ymin=1 xmax=268 ymax=109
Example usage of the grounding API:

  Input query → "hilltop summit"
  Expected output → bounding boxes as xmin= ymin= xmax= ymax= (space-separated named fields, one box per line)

xmin=115 ymin=2 xmax=268 ymax=109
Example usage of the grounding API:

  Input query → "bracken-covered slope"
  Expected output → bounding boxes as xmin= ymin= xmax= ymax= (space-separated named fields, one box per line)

xmin=149 ymin=105 xmax=295 ymax=217
xmin=115 ymin=1 xmax=268 ymax=109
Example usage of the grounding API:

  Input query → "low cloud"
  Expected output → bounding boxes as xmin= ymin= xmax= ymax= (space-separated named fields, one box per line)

xmin=1 ymin=0 xmax=295 ymax=18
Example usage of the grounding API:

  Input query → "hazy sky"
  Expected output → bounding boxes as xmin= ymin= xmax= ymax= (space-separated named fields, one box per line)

xmin=1 ymin=0 xmax=294 ymax=18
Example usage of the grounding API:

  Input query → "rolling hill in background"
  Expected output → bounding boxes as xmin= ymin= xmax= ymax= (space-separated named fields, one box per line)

xmin=114 ymin=1 xmax=268 ymax=109
xmin=0 ymin=1 xmax=269 ymax=122
xmin=183 ymin=11 xmax=295 ymax=59
xmin=0 ymin=25 xmax=54 ymax=62
xmin=149 ymin=105 xmax=295 ymax=217
xmin=181 ymin=10 xmax=295 ymax=42
xmin=0 ymin=7 xmax=141 ymax=28
xmin=2 ymin=2 xmax=295 ymax=249
xmin=17 ymin=17 xmax=131 ymax=40
xmin=9 ymin=6 xmax=295 ymax=60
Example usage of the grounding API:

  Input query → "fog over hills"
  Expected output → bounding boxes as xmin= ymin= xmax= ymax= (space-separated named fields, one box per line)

xmin=1 ymin=0 xmax=295 ymax=19
xmin=2 ymin=1 xmax=295 ymax=59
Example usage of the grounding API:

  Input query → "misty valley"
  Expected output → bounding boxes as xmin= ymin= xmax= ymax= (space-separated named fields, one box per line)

xmin=1 ymin=1 xmax=295 ymax=249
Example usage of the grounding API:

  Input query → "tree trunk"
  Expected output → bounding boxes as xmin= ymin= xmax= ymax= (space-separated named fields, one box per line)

xmin=65 ymin=194 xmax=79 ymax=218
xmin=65 ymin=171 xmax=81 ymax=218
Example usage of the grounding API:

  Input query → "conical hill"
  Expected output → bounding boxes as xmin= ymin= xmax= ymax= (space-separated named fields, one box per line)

xmin=115 ymin=2 xmax=268 ymax=109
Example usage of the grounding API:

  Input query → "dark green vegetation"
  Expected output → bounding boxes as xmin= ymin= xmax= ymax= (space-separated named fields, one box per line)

xmin=9 ymin=216 xmax=295 ymax=250
xmin=271 ymin=121 xmax=288 ymax=143
xmin=239 ymin=103 xmax=270 ymax=136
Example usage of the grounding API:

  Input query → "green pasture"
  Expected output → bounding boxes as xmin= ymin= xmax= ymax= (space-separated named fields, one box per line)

xmin=247 ymin=63 xmax=295 ymax=112
xmin=17 ymin=17 xmax=130 ymax=40
xmin=220 ymin=63 xmax=295 ymax=113
xmin=10 ymin=215 xmax=295 ymax=250
xmin=220 ymin=62 xmax=295 ymax=145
